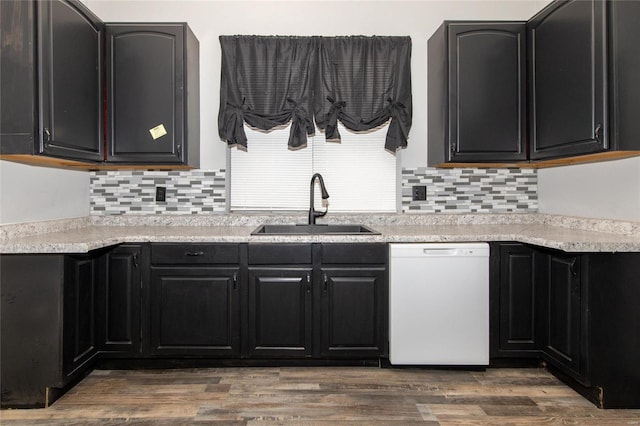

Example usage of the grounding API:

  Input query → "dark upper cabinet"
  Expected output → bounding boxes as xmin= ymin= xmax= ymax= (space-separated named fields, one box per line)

xmin=105 ymin=24 xmax=200 ymax=167
xmin=428 ymin=22 xmax=527 ymax=166
xmin=528 ymin=0 xmax=607 ymax=159
xmin=490 ymin=243 xmax=542 ymax=358
xmin=427 ymin=0 xmax=640 ymax=166
xmin=0 ymin=0 xmax=104 ymax=162
xmin=608 ymin=0 xmax=640 ymax=152
xmin=97 ymin=244 xmax=142 ymax=355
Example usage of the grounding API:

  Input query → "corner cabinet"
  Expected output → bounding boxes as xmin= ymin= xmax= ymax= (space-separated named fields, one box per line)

xmin=537 ymin=250 xmax=588 ymax=383
xmin=528 ymin=0 xmax=607 ymax=159
xmin=427 ymin=21 xmax=527 ymax=166
xmin=490 ymin=243 xmax=640 ymax=409
xmin=105 ymin=24 xmax=200 ymax=167
xmin=0 ymin=0 xmax=104 ymax=162
xmin=528 ymin=0 xmax=640 ymax=160
xmin=1 ymin=2 xmax=200 ymax=168
xmin=1 ymin=253 xmax=99 ymax=408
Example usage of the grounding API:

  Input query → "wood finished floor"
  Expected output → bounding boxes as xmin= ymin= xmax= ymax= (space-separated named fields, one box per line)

xmin=1 ymin=367 xmax=639 ymax=425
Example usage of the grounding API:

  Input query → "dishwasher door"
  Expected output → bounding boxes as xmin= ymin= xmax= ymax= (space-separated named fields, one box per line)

xmin=389 ymin=243 xmax=489 ymax=365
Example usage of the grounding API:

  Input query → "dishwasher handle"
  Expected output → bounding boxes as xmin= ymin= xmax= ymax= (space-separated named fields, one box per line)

xmin=421 ymin=248 xmax=480 ymax=256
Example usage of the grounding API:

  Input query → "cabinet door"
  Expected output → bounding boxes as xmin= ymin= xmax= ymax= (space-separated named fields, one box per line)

xmin=247 ymin=268 xmax=313 ymax=357
xmin=106 ymin=24 xmax=186 ymax=164
xmin=491 ymin=243 xmax=541 ymax=357
xmin=63 ymin=255 xmax=99 ymax=379
xmin=97 ymin=245 xmax=142 ymax=355
xmin=38 ymin=0 xmax=104 ymax=161
xmin=448 ymin=23 xmax=527 ymax=162
xmin=0 ymin=1 xmax=36 ymax=152
xmin=528 ymin=0 xmax=607 ymax=159
xmin=319 ymin=267 xmax=387 ymax=358
xmin=540 ymin=253 xmax=585 ymax=380
xmin=149 ymin=267 xmax=240 ymax=356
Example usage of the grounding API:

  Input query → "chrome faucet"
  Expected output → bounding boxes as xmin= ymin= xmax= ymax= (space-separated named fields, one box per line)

xmin=308 ymin=173 xmax=330 ymax=225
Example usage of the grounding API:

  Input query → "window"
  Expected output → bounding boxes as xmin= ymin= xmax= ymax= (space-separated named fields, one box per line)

xmin=230 ymin=122 xmax=397 ymax=212
xmin=221 ymin=35 xmax=410 ymax=213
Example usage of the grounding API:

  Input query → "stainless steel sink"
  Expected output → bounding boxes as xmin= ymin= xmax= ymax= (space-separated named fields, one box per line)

xmin=251 ymin=224 xmax=380 ymax=235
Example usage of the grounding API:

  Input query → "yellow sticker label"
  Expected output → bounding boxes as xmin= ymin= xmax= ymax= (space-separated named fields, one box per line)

xmin=149 ymin=124 xmax=167 ymax=140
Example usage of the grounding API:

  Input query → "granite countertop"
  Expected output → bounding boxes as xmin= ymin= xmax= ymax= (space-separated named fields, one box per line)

xmin=2 ymin=213 xmax=640 ymax=253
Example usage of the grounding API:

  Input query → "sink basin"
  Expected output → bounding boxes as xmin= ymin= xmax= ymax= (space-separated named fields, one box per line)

xmin=251 ymin=224 xmax=380 ymax=235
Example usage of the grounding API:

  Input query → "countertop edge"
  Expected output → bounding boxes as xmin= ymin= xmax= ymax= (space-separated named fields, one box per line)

xmin=2 ymin=223 xmax=639 ymax=254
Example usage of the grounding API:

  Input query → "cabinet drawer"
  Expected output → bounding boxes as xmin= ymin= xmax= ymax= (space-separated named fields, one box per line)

xmin=321 ymin=243 xmax=387 ymax=264
xmin=151 ymin=244 xmax=239 ymax=265
xmin=248 ymin=244 xmax=311 ymax=265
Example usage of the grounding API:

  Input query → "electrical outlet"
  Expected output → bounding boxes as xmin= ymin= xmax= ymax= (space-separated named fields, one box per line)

xmin=155 ymin=186 xmax=166 ymax=202
xmin=412 ymin=185 xmax=426 ymax=201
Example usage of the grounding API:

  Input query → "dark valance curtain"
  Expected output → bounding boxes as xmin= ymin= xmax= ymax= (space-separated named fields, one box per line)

xmin=218 ymin=35 xmax=412 ymax=151
xmin=314 ymin=36 xmax=412 ymax=152
xmin=218 ymin=36 xmax=317 ymax=148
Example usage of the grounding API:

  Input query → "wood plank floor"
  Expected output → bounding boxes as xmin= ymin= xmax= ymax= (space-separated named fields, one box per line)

xmin=2 ymin=367 xmax=639 ymax=425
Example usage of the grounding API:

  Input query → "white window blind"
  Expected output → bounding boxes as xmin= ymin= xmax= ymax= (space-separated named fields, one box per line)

xmin=230 ymin=122 xmax=397 ymax=212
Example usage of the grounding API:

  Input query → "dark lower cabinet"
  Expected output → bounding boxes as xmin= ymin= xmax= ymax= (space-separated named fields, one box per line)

xmin=247 ymin=268 xmax=313 ymax=357
xmin=147 ymin=243 xmax=241 ymax=357
xmin=245 ymin=243 xmax=388 ymax=360
xmin=97 ymin=244 xmax=142 ymax=355
xmin=539 ymin=252 xmax=587 ymax=383
xmin=320 ymin=267 xmax=387 ymax=358
xmin=1 ymin=253 xmax=99 ymax=408
xmin=490 ymin=243 xmax=541 ymax=358
xmin=149 ymin=267 xmax=240 ymax=356
xmin=586 ymin=253 xmax=640 ymax=408
xmin=63 ymin=255 xmax=99 ymax=378
xmin=491 ymin=243 xmax=640 ymax=408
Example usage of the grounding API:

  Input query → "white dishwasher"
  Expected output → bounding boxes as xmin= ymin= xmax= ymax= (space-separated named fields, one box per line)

xmin=389 ymin=243 xmax=489 ymax=365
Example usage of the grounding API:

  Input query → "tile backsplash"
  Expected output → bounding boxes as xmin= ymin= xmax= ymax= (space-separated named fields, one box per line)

xmin=90 ymin=170 xmax=226 ymax=215
xmin=401 ymin=167 xmax=537 ymax=213
xmin=90 ymin=167 xmax=537 ymax=215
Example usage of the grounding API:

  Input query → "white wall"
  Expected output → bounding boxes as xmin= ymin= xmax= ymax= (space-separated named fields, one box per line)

xmin=83 ymin=0 xmax=541 ymax=170
xmin=10 ymin=1 xmax=636 ymax=224
xmin=0 ymin=161 xmax=90 ymax=225
xmin=538 ymin=157 xmax=640 ymax=222
xmin=2 ymin=0 xmax=542 ymax=225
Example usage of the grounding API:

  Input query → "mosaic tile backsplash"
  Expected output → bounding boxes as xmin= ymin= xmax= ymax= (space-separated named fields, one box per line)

xmin=401 ymin=167 xmax=538 ymax=213
xmin=90 ymin=167 xmax=537 ymax=215
xmin=90 ymin=170 xmax=226 ymax=215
